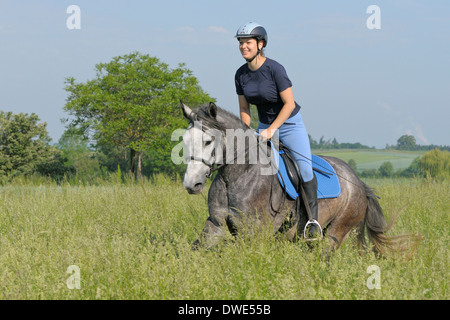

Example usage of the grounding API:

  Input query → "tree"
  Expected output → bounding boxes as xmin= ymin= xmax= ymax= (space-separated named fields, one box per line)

xmin=309 ymin=135 xmax=318 ymax=149
xmin=418 ymin=149 xmax=450 ymax=179
xmin=398 ymin=156 xmax=421 ymax=178
xmin=348 ymin=159 xmax=357 ymax=172
xmin=63 ymin=52 xmax=214 ymax=178
xmin=397 ymin=134 xmax=416 ymax=150
xmin=332 ymin=137 xmax=338 ymax=148
xmin=56 ymin=131 xmax=101 ymax=180
xmin=35 ymin=149 xmax=75 ymax=181
xmin=379 ymin=161 xmax=394 ymax=177
xmin=0 ymin=111 xmax=67 ymax=180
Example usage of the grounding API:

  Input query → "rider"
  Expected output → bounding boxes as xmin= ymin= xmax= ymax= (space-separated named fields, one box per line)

xmin=234 ymin=22 xmax=322 ymax=240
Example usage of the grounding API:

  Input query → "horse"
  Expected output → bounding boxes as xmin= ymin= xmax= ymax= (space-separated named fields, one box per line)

xmin=180 ymin=102 xmax=415 ymax=256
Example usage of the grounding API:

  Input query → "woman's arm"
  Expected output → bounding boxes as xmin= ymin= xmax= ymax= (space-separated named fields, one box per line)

xmin=238 ymin=94 xmax=251 ymax=127
xmin=260 ymin=86 xmax=296 ymax=140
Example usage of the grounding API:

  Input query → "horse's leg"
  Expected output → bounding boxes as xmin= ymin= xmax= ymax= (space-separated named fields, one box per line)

xmin=323 ymin=224 xmax=353 ymax=251
xmin=321 ymin=203 xmax=366 ymax=254
xmin=193 ymin=175 xmax=230 ymax=250
xmin=193 ymin=216 xmax=227 ymax=250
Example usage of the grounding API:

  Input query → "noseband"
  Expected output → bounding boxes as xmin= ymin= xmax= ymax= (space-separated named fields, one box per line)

xmin=185 ymin=122 xmax=224 ymax=178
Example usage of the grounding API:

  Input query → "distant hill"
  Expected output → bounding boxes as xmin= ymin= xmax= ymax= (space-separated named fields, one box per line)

xmin=313 ymin=149 xmax=425 ymax=172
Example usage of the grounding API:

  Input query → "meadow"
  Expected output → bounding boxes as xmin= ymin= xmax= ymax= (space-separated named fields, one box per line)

xmin=315 ymin=149 xmax=425 ymax=172
xmin=0 ymin=175 xmax=448 ymax=300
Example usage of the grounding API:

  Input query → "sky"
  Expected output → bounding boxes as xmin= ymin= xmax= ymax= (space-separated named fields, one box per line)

xmin=0 ymin=0 xmax=449 ymax=149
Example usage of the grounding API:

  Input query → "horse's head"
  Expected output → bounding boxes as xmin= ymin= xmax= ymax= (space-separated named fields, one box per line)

xmin=181 ymin=102 xmax=223 ymax=194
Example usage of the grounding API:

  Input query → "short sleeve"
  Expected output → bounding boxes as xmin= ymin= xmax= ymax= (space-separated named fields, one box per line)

xmin=272 ymin=63 xmax=292 ymax=93
xmin=235 ymin=71 xmax=244 ymax=95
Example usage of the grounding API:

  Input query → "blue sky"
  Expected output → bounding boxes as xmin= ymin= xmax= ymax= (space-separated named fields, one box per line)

xmin=0 ymin=0 xmax=449 ymax=148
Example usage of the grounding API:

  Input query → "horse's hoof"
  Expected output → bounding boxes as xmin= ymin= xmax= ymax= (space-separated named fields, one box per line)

xmin=191 ymin=239 xmax=200 ymax=251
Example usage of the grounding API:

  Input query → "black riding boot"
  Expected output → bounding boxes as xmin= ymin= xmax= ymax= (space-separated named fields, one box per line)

xmin=301 ymin=175 xmax=323 ymax=240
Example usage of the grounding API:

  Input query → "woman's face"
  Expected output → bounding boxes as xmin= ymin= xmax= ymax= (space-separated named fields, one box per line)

xmin=238 ymin=38 xmax=261 ymax=60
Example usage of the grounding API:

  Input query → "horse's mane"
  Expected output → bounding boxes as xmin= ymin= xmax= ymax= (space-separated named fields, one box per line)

xmin=193 ymin=104 xmax=249 ymax=132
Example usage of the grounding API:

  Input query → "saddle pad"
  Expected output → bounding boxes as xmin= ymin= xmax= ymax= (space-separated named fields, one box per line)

xmin=311 ymin=155 xmax=341 ymax=199
xmin=275 ymin=151 xmax=341 ymax=200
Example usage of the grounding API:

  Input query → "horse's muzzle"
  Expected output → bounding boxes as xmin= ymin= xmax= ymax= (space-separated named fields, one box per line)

xmin=185 ymin=182 xmax=204 ymax=194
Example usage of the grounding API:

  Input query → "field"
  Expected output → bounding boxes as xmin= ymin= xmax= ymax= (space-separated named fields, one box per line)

xmin=314 ymin=149 xmax=425 ymax=172
xmin=0 ymin=175 xmax=448 ymax=300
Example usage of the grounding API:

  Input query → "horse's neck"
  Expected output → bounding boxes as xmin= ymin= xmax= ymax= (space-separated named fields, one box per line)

xmin=220 ymin=129 xmax=274 ymax=179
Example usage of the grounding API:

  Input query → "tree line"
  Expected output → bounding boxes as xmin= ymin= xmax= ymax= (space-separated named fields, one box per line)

xmin=309 ymin=136 xmax=374 ymax=150
xmin=386 ymin=134 xmax=450 ymax=152
xmin=1 ymin=51 xmax=449 ymax=183
xmin=309 ymin=134 xmax=450 ymax=152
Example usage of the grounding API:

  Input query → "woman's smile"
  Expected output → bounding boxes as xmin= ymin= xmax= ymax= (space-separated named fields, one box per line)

xmin=239 ymin=38 xmax=257 ymax=58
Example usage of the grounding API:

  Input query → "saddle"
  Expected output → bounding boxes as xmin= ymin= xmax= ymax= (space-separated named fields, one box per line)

xmin=271 ymin=142 xmax=341 ymax=200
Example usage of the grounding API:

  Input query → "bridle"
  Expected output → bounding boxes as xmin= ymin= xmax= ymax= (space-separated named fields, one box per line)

xmin=187 ymin=151 xmax=225 ymax=178
xmin=185 ymin=122 xmax=226 ymax=178
xmin=184 ymin=121 xmax=270 ymax=179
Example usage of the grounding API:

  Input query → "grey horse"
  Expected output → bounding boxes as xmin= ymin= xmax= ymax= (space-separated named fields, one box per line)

xmin=181 ymin=102 xmax=415 ymax=256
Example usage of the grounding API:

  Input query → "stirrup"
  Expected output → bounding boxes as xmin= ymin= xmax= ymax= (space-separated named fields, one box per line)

xmin=303 ymin=219 xmax=323 ymax=241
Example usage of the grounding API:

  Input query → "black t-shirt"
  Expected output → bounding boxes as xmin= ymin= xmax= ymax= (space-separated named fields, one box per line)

xmin=235 ymin=58 xmax=301 ymax=125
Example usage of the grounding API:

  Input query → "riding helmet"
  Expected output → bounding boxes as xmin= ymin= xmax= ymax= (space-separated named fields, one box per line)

xmin=235 ymin=22 xmax=268 ymax=47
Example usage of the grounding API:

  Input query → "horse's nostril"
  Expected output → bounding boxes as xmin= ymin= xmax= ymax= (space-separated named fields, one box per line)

xmin=186 ymin=182 xmax=204 ymax=194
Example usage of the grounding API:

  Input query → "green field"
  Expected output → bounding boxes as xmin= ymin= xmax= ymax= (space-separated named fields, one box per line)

xmin=313 ymin=149 xmax=425 ymax=172
xmin=0 ymin=176 xmax=448 ymax=300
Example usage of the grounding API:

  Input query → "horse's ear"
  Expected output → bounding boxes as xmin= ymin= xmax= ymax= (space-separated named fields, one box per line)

xmin=208 ymin=102 xmax=217 ymax=119
xmin=180 ymin=100 xmax=194 ymax=121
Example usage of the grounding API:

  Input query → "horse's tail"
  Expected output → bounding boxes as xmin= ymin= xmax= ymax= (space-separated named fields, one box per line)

xmin=357 ymin=184 xmax=421 ymax=258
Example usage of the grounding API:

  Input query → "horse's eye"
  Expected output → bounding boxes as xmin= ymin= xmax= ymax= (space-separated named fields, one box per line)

xmin=205 ymin=140 xmax=212 ymax=146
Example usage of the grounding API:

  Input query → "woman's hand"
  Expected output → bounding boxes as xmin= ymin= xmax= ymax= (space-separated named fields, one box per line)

xmin=259 ymin=128 xmax=276 ymax=141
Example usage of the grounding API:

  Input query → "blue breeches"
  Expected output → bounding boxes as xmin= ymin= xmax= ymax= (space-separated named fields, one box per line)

xmin=258 ymin=112 xmax=314 ymax=182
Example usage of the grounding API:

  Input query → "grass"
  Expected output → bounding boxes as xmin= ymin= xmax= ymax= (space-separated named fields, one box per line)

xmin=0 ymin=175 xmax=448 ymax=299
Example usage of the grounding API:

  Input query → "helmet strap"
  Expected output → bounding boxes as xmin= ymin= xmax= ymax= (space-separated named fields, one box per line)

xmin=246 ymin=40 xmax=263 ymax=63
xmin=246 ymin=48 xmax=261 ymax=63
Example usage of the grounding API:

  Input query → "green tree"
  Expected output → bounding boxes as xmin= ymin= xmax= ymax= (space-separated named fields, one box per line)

xmin=63 ymin=52 xmax=214 ymax=178
xmin=379 ymin=161 xmax=394 ymax=177
xmin=348 ymin=159 xmax=357 ymax=172
xmin=397 ymin=134 xmax=416 ymax=150
xmin=332 ymin=137 xmax=339 ymax=148
xmin=0 ymin=111 xmax=55 ymax=179
xmin=418 ymin=149 xmax=450 ymax=179
xmin=398 ymin=156 xmax=421 ymax=177
xmin=56 ymin=131 xmax=101 ymax=181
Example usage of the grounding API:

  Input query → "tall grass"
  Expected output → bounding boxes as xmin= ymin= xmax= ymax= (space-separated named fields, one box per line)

xmin=0 ymin=176 xmax=448 ymax=299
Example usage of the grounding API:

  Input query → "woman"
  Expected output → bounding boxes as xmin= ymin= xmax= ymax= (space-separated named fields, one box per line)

xmin=234 ymin=22 xmax=322 ymax=239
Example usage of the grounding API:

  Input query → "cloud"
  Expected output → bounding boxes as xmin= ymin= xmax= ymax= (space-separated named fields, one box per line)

xmin=175 ymin=25 xmax=229 ymax=35
xmin=207 ymin=26 xmax=228 ymax=34
xmin=378 ymin=101 xmax=392 ymax=114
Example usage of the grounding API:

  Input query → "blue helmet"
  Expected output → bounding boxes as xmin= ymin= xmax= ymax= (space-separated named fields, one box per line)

xmin=235 ymin=22 xmax=268 ymax=47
